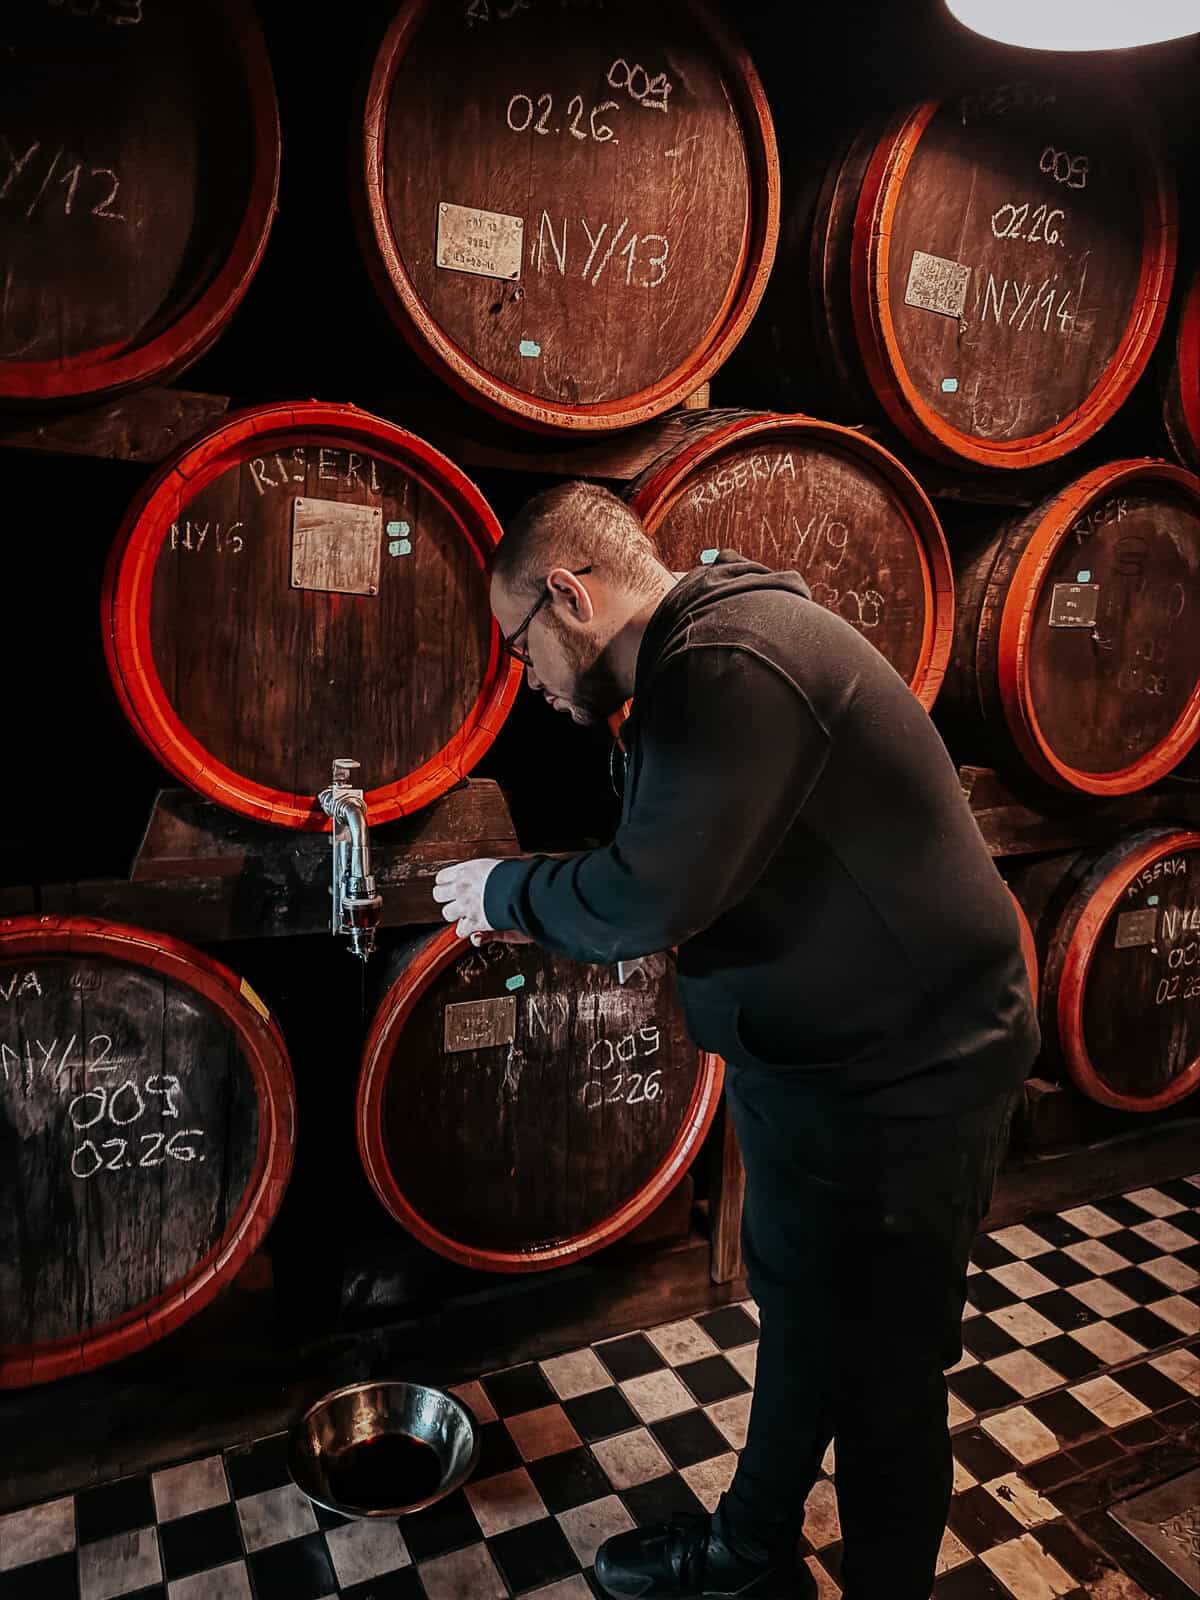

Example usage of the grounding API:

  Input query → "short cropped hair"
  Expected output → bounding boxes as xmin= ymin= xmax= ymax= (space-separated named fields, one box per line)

xmin=491 ymin=481 xmax=669 ymax=600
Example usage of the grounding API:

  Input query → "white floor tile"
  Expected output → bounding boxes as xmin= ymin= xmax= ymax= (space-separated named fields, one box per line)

xmin=152 ymin=1456 xmax=228 ymax=1523
xmin=705 ymin=1393 xmax=752 ymax=1450
xmin=167 ymin=1560 xmax=252 ymax=1600
xmin=990 ymin=1263 xmax=1059 ymax=1301
xmin=620 ymin=1369 xmax=695 ymax=1424
xmin=679 ymin=1452 xmax=738 ymax=1512
xmin=1150 ymin=1347 xmax=1200 ymax=1395
xmin=989 ymin=1225 xmax=1054 ymax=1260
xmin=726 ymin=1344 xmax=757 ymax=1385
xmin=538 ymin=1350 xmax=613 ymax=1402
xmin=1064 ymin=1240 xmax=1128 ymax=1276
xmin=236 ymin=1483 xmax=317 ymax=1552
xmin=980 ymin=1407 xmax=1059 ymax=1464
xmin=591 ymin=1428 xmax=672 ymax=1490
xmin=1141 ymin=1255 xmax=1200 ymax=1292
xmin=1066 ymin=1280 xmax=1137 ymax=1320
xmin=983 ymin=1473 xmax=1057 ymax=1527
xmin=980 ymin=1533 xmax=1077 ymax=1598
xmin=79 ymin=1528 xmax=162 ymax=1600
xmin=1149 ymin=1295 xmax=1200 ymax=1335
xmin=986 ymin=1350 xmax=1062 ymax=1398
xmin=418 ymin=1541 xmax=506 ymax=1600
xmin=557 ymin=1495 xmax=636 ymax=1567
xmin=463 ymin=1466 xmax=546 ymax=1537
xmin=646 ymin=1319 xmax=719 ymax=1366
xmin=1124 ymin=1187 xmax=1184 ymax=1218
xmin=1068 ymin=1323 xmax=1146 ymax=1366
xmin=324 ymin=1516 xmax=410 ymax=1587
xmin=988 ymin=1303 xmax=1062 ymax=1348
xmin=449 ymin=1380 xmax=498 ymax=1424
xmin=0 ymin=1496 xmax=75 ymax=1572
xmin=801 ymin=1478 xmax=841 ymax=1549
xmin=807 ymin=1553 xmax=842 ymax=1598
xmin=1059 ymin=1205 xmax=1122 ymax=1237
xmin=1069 ymin=1377 xmax=1149 ymax=1428
xmin=936 ymin=1527 xmax=974 ymax=1574
xmin=1131 ymin=1219 xmax=1195 ymax=1253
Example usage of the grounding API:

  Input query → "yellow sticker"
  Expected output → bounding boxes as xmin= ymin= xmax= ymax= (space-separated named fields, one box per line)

xmin=239 ymin=976 xmax=271 ymax=1023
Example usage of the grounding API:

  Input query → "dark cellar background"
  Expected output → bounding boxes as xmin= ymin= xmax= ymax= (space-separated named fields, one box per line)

xmin=2 ymin=0 xmax=1200 ymax=1489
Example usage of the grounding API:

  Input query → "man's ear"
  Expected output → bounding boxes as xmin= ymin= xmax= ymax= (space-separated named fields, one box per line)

xmin=547 ymin=566 xmax=595 ymax=624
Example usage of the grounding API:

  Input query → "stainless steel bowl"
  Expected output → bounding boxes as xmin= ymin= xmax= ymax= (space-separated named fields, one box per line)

xmin=288 ymin=1380 xmax=480 ymax=1519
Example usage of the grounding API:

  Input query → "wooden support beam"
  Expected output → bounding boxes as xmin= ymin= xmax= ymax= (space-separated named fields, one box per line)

xmin=0 ymin=388 xmax=230 ymax=463
xmin=709 ymin=1097 xmax=747 ymax=1285
xmin=960 ymin=765 xmax=1200 ymax=860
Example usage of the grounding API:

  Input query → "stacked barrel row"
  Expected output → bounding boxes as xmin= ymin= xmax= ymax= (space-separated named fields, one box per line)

xmin=3 ymin=2 xmax=1199 ymax=1390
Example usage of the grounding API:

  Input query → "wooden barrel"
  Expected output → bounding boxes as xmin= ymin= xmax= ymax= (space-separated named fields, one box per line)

xmin=1008 ymin=889 xmax=1040 ymax=1011
xmin=626 ymin=410 xmax=953 ymax=706
xmin=1163 ymin=267 xmax=1200 ymax=473
xmin=751 ymin=77 xmax=1175 ymax=469
xmin=1007 ymin=830 xmax=1200 ymax=1111
xmin=0 ymin=916 xmax=295 ymax=1387
xmin=103 ymin=402 xmax=521 ymax=829
xmin=353 ymin=0 xmax=778 ymax=434
xmin=938 ymin=460 xmax=1200 ymax=795
xmin=0 ymin=1 xmax=279 ymax=407
xmin=357 ymin=929 xmax=723 ymax=1272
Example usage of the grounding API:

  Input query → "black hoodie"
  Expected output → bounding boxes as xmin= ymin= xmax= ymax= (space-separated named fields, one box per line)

xmin=484 ymin=552 xmax=1040 ymax=1116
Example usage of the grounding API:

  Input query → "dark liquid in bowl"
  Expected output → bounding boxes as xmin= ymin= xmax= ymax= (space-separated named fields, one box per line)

xmin=327 ymin=1434 xmax=444 ymax=1510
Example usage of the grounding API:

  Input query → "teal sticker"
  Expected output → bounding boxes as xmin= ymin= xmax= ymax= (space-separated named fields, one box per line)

xmin=1148 ymin=895 xmax=1160 ymax=906
xmin=700 ymin=548 xmax=719 ymax=564
xmin=386 ymin=520 xmax=410 ymax=537
xmin=505 ymin=974 xmax=526 ymax=991
xmin=388 ymin=538 xmax=412 ymax=557
xmin=1076 ymin=569 xmax=1091 ymax=582
xmin=941 ymin=377 xmax=959 ymax=393
xmin=518 ymin=339 xmax=541 ymax=357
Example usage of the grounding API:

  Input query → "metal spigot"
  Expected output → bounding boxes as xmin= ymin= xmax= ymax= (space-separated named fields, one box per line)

xmin=317 ymin=758 xmax=383 ymax=960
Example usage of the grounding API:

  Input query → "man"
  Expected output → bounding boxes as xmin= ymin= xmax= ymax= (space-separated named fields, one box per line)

xmin=434 ymin=480 xmax=1039 ymax=1600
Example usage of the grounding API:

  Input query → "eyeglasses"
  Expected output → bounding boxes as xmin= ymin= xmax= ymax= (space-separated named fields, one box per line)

xmin=500 ymin=566 xmax=593 ymax=667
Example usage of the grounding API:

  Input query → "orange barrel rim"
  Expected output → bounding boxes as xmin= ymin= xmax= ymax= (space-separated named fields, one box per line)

xmin=1048 ymin=830 xmax=1200 ymax=1111
xmin=848 ymin=96 xmax=1176 ymax=470
xmin=354 ymin=0 xmax=779 ymax=435
xmin=627 ymin=410 xmax=955 ymax=709
xmin=0 ymin=3 xmax=280 ymax=406
xmin=357 ymin=926 xmax=725 ymax=1273
xmin=992 ymin=459 xmax=1200 ymax=796
xmin=0 ymin=915 xmax=295 ymax=1387
xmin=102 ymin=400 xmax=522 ymax=830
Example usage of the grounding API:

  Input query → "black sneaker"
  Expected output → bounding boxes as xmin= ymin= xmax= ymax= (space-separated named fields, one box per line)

xmin=592 ymin=1513 xmax=811 ymax=1598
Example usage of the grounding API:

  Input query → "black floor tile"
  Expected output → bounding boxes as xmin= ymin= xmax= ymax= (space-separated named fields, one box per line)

xmin=1155 ymin=1178 xmax=1200 ymax=1207
xmin=313 ymin=1501 xmax=351 ymax=1531
xmin=1112 ymin=1306 xmax=1187 ymax=1350
xmin=489 ymin=1515 xmax=580 ymax=1593
xmin=1033 ymin=1251 xmax=1094 ymax=1288
xmin=1034 ymin=1518 xmax=1105 ymax=1584
xmin=398 ymin=1487 xmax=482 ymax=1561
xmin=1117 ymin=1360 xmax=1196 ymax=1411
xmin=1159 ymin=1398 xmax=1200 ymax=1431
xmin=1026 ymin=1389 xmax=1104 ymax=1444
xmin=564 ymin=1386 xmax=640 ymax=1442
xmin=473 ymin=1419 xmax=523 ymax=1481
xmin=76 ymin=1474 xmax=156 ymax=1545
xmin=1033 ymin=1334 xmax=1107 ymax=1383
xmin=225 ymin=1433 xmax=291 ymax=1498
xmin=674 ymin=1355 xmax=749 ymax=1406
xmin=1169 ymin=1210 xmax=1200 ymax=1241
xmin=594 ymin=1334 xmax=668 ymax=1384
xmin=650 ymin=1409 xmax=731 ymax=1470
xmin=952 ymin=1428 xmax=1019 ymax=1484
xmin=1028 ymin=1289 xmax=1098 ymax=1333
xmin=694 ymin=1306 xmax=759 ymax=1351
xmin=946 ymin=1363 xmax=1021 ymax=1415
xmin=247 ymin=1532 xmax=336 ymax=1600
xmin=934 ymin=1556 xmax=1010 ymax=1597
xmin=960 ymin=1317 xmax=1021 ymax=1361
xmin=1024 ymin=1213 xmax=1088 ymax=1249
xmin=1094 ymin=1197 xmax=1154 ymax=1229
xmin=1114 ymin=1416 xmax=1168 ymax=1450
xmin=965 ymin=1274 xmax=1020 ymax=1313
xmin=1108 ymin=1265 xmax=1174 ymax=1305
xmin=1181 ymin=1244 xmax=1200 ymax=1273
xmin=970 ymin=1235 xmax=1020 ymax=1270
xmin=159 ymin=1502 xmax=243 ymax=1580
xmin=1021 ymin=1453 xmax=1081 ymax=1491
xmin=481 ymin=1362 xmax=556 ymax=1418
xmin=340 ymin=1570 xmax=424 ymax=1599
xmin=621 ymin=1472 xmax=707 ymax=1526
xmin=946 ymin=1484 xmax=1024 ymax=1554
xmin=0 ymin=1552 xmax=79 ymax=1600
xmin=527 ymin=1445 xmax=613 ymax=1514
xmin=1069 ymin=1434 xmax=1124 ymax=1469
xmin=1102 ymin=1229 xmax=1160 ymax=1266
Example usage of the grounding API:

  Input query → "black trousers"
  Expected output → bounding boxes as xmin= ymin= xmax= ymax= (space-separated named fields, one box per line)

xmin=712 ymin=1067 xmax=1022 ymax=1600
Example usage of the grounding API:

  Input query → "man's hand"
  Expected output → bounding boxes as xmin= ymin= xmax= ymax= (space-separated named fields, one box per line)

xmin=433 ymin=859 xmax=535 ymax=947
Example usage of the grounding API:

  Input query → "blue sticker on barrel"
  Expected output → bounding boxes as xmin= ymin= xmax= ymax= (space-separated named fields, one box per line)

xmin=700 ymin=549 xmax=719 ymax=564
xmin=505 ymin=974 xmax=526 ymax=991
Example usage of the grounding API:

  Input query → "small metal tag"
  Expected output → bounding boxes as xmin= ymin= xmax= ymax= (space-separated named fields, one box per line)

xmin=444 ymin=995 xmax=516 ymax=1054
xmin=617 ymin=954 xmax=667 ymax=986
xmin=1048 ymin=582 xmax=1100 ymax=628
xmin=436 ymin=201 xmax=523 ymax=281
xmin=1114 ymin=909 xmax=1157 ymax=949
xmin=904 ymin=250 xmax=971 ymax=319
xmin=291 ymin=498 xmax=383 ymax=596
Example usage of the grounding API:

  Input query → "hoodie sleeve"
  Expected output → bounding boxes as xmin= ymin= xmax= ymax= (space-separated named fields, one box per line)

xmin=482 ymin=645 xmax=833 ymax=962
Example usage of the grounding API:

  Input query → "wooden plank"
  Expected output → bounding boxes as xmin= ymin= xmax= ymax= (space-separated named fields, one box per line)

xmin=960 ymin=765 xmax=1200 ymax=859
xmin=708 ymin=1098 xmax=746 ymax=1285
xmin=0 ymin=389 xmax=230 ymax=463
xmin=16 ymin=781 xmax=521 ymax=945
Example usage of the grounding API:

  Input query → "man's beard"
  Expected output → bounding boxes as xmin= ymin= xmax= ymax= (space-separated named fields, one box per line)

xmin=550 ymin=618 xmax=625 ymax=726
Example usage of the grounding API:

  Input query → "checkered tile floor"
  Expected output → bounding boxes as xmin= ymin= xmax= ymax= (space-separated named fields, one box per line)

xmin=3 ymin=1179 xmax=1200 ymax=1600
